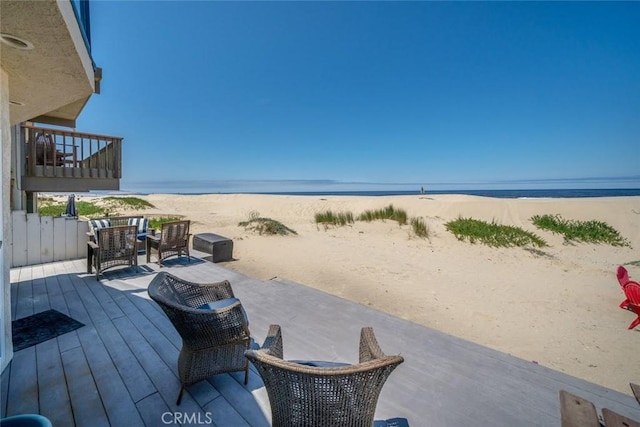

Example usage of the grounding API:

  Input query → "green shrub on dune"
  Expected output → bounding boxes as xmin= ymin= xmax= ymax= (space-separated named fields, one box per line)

xmin=531 ymin=214 xmax=631 ymax=247
xmin=445 ymin=217 xmax=547 ymax=248
xmin=103 ymin=196 xmax=155 ymax=209
xmin=239 ymin=211 xmax=297 ymax=236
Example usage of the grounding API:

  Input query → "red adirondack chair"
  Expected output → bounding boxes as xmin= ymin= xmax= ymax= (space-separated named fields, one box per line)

xmin=617 ymin=265 xmax=631 ymax=309
xmin=622 ymin=281 xmax=640 ymax=330
xmin=617 ymin=266 xmax=640 ymax=329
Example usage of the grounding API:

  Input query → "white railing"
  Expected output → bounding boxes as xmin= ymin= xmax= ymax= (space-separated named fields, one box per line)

xmin=10 ymin=211 xmax=88 ymax=268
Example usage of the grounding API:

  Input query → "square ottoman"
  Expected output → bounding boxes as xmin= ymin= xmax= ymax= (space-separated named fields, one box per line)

xmin=193 ymin=233 xmax=233 ymax=262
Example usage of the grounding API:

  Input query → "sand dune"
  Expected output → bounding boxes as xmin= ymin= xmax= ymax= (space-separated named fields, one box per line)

xmin=105 ymin=193 xmax=640 ymax=394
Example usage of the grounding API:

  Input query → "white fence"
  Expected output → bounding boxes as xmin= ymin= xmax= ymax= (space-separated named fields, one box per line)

xmin=10 ymin=211 xmax=88 ymax=268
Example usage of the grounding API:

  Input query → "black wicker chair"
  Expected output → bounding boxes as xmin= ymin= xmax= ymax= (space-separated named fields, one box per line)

xmin=146 ymin=220 xmax=191 ymax=265
xmin=87 ymin=225 xmax=138 ymax=279
xmin=245 ymin=325 xmax=404 ymax=427
xmin=147 ymin=272 xmax=251 ymax=404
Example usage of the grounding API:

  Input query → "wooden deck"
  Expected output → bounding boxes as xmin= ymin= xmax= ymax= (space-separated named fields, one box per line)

xmin=2 ymin=252 xmax=640 ymax=426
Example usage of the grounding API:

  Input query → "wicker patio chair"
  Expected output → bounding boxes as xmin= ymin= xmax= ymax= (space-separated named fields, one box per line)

xmin=87 ymin=225 xmax=138 ymax=279
xmin=245 ymin=325 xmax=404 ymax=427
xmin=146 ymin=220 xmax=191 ymax=265
xmin=147 ymin=272 xmax=251 ymax=405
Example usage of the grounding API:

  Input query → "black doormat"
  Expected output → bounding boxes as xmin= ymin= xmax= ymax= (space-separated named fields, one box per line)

xmin=12 ymin=309 xmax=85 ymax=351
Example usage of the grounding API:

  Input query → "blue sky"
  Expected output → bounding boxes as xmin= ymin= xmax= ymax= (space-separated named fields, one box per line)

xmin=77 ymin=1 xmax=640 ymax=193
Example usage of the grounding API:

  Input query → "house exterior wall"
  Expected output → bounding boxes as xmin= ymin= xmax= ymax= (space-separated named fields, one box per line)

xmin=1 ymin=67 xmax=13 ymax=372
xmin=1 ymin=0 xmax=102 ymax=374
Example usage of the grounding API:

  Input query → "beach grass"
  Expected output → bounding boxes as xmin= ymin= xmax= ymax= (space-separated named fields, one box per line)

xmin=358 ymin=204 xmax=408 ymax=225
xmin=315 ymin=210 xmax=355 ymax=227
xmin=446 ymin=217 xmax=547 ymax=248
xmin=410 ymin=217 xmax=430 ymax=239
xmin=531 ymin=214 xmax=631 ymax=247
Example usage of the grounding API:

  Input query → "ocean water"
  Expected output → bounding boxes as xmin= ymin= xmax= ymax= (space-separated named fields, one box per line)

xmin=93 ymin=185 xmax=640 ymax=199
xmin=251 ymin=189 xmax=640 ymax=198
xmin=128 ymin=188 xmax=640 ymax=199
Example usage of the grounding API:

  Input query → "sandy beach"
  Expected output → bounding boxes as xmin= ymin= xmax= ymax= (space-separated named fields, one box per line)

xmin=102 ymin=193 xmax=639 ymax=394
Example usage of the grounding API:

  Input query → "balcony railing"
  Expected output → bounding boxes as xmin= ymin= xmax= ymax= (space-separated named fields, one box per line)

xmin=21 ymin=124 xmax=122 ymax=192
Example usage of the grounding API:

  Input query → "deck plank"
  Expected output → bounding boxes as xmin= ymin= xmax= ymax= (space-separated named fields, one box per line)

xmin=31 ymin=265 xmax=51 ymax=314
xmin=60 ymin=345 xmax=110 ymax=427
xmin=203 ymin=396 xmax=252 ymax=427
xmin=4 ymin=258 xmax=640 ymax=426
xmin=44 ymin=268 xmax=70 ymax=317
xmin=53 ymin=259 xmax=80 ymax=294
xmin=36 ymin=338 xmax=74 ymax=426
xmin=91 ymin=316 xmax=157 ymax=403
xmin=58 ymin=275 xmax=92 ymax=327
xmin=67 ymin=274 xmax=110 ymax=326
xmin=6 ymin=347 xmax=38 ymax=416
xmin=14 ymin=267 xmax=34 ymax=320
xmin=208 ymin=373 xmax=270 ymax=426
xmin=110 ymin=315 xmax=209 ymax=416
xmin=83 ymin=277 xmax=126 ymax=321
xmin=76 ymin=325 xmax=145 ymax=427
xmin=135 ymin=393 xmax=172 ymax=426
xmin=116 ymin=294 xmax=225 ymax=408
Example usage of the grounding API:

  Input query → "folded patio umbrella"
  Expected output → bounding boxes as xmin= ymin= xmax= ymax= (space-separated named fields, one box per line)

xmin=64 ymin=194 xmax=78 ymax=218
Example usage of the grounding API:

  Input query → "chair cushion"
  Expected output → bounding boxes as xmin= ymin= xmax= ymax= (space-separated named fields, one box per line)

xmin=289 ymin=360 xmax=350 ymax=368
xmin=88 ymin=219 xmax=111 ymax=234
xmin=198 ymin=298 xmax=249 ymax=325
xmin=128 ymin=217 xmax=149 ymax=234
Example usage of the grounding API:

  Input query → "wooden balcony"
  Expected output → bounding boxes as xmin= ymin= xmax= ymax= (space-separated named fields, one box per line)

xmin=2 ymin=251 xmax=640 ymax=425
xmin=20 ymin=125 xmax=122 ymax=193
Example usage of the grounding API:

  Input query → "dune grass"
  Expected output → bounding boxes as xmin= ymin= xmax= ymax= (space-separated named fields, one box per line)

xmin=358 ymin=204 xmax=408 ymax=226
xmin=103 ymin=196 xmax=155 ymax=209
xmin=531 ymin=214 xmax=631 ymax=247
xmin=445 ymin=217 xmax=547 ymax=248
xmin=410 ymin=217 xmax=430 ymax=239
xmin=315 ymin=210 xmax=355 ymax=228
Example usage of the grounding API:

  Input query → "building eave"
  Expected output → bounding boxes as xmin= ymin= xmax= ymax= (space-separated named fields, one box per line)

xmin=1 ymin=0 xmax=97 ymax=126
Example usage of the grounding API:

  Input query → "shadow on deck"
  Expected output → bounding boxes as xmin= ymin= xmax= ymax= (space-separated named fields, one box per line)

xmin=2 ymin=253 xmax=640 ymax=426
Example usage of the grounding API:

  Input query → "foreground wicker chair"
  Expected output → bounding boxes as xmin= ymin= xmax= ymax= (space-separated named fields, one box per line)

xmin=146 ymin=220 xmax=191 ymax=265
xmin=147 ymin=272 xmax=251 ymax=404
xmin=87 ymin=225 xmax=138 ymax=279
xmin=245 ymin=325 xmax=404 ymax=427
